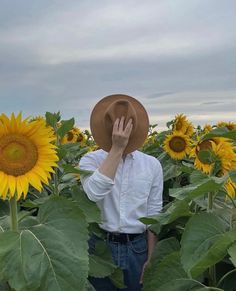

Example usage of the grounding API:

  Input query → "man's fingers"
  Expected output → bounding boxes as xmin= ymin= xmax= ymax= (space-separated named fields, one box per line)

xmin=124 ymin=118 xmax=133 ymax=135
xmin=112 ymin=118 xmax=119 ymax=133
xmin=118 ymin=116 xmax=125 ymax=132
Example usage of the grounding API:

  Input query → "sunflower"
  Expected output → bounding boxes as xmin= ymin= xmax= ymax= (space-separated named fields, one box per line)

xmin=163 ymin=131 xmax=191 ymax=160
xmin=61 ymin=130 xmax=78 ymax=144
xmin=217 ymin=121 xmax=236 ymax=131
xmin=0 ymin=113 xmax=58 ymax=200
xmin=224 ymin=178 xmax=236 ymax=199
xmin=76 ymin=132 xmax=87 ymax=147
xmin=190 ymin=139 xmax=215 ymax=174
xmin=203 ymin=124 xmax=213 ymax=133
xmin=61 ymin=127 xmax=84 ymax=145
xmin=173 ymin=114 xmax=194 ymax=136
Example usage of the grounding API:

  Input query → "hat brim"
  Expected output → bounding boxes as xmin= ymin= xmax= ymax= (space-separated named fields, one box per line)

xmin=90 ymin=94 xmax=149 ymax=154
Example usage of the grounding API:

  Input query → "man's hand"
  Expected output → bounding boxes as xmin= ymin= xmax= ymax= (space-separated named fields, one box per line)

xmin=98 ymin=116 xmax=133 ymax=180
xmin=111 ymin=116 xmax=133 ymax=152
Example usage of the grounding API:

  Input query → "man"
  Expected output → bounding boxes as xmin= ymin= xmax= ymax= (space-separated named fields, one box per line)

xmin=79 ymin=94 xmax=163 ymax=291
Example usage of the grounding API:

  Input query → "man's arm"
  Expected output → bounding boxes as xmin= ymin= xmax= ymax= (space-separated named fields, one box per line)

xmin=140 ymin=160 xmax=163 ymax=284
xmin=79 ymin=117 xmax=133 ymax=202
xmin=99 ymin=116 xmax=133 ymax=179
xmin=147 ymin=229 xmax=158 ymax=261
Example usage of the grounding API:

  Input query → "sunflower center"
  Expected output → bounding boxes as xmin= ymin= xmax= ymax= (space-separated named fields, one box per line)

xmin=169 ymin=136 xmax=186 ymax=152
xmin=0 ymin=134 xmax=38 ymax=176
xmin=198 ymin=140 xmax=212 ymax=151
xmin=67 ymin=132 xmax=74 ymax=141
xmin=77 ymin=133 xmax=83 ymax=142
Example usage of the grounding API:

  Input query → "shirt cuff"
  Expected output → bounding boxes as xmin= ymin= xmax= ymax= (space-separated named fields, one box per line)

xmin=92 ymin=169 xmax=115 ymax=185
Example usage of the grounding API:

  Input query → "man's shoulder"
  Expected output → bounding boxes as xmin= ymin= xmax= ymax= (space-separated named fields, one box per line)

xmin=135 ymin=150 xmax=162 ymax=167
xmin=80 ymin=149 xmax=106 ymax=161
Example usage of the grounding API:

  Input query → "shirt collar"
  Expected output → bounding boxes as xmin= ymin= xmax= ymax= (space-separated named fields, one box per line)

xmin=101 ymin=149 xmax=137 ymax=159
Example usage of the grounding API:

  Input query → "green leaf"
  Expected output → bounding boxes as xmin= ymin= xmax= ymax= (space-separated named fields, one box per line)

xmin=0 ymin=201 xmax=9 ymax=217
xmin=85 ymin=280 xmax=96 ymax=290
xmin=203 ymin=127 xmax=236 ymax=141
xmin=229 ymin=169 xmax=236 ymax=183
xmin=159 ymin=154 xmax=182 ymax=181
xmin=217 ymin=268 xmax=236 ymax=291
xmin=72 ymin=186 xmax=101 ymax=223
xmin=109 ymin=268 xmax=126 ymax=289
xmin=149 ymin=237 xmax=180 ymax=264
xmin=57 ymin=118 xmax=75 ymax=138
xmin=140 ymin=200 xmax=191 ymax=226
xmin=89 ymin=239 xmax=126 ymax=288
xmin=143 ymin=251 xmax=188 ymax=291
xmin=228 ymin=242 xmax=236 ymax=267
xmin=189 ymin=170 xmax=208 ymax=184
xmin=144 ymin=278 xmax=211 ymax=291
xmin=62 ymin=164 xmax=93 ymax=176
xmin=179 ymin=161 xmax=195 ymax=174
xmin=169 ymin=176 xmax=224 ymax=201
xmin=197 ymin=150 xmax=214 ymax=164
xmin=0 ymin=196 xmax=89 ymax=291
xmin=89 ymin=254 xmax=116 ymax=278
xmin=181 ymin=212 xmax=236 ymax=278
xmin=143 ymin=237 xmax=182 ymax=290
xmin=45 ymin=111 xmax=60 ymax=128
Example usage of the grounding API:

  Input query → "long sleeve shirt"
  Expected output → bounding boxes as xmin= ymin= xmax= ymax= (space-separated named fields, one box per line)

xmin=79 ymin=149 xmax=163 ymax=233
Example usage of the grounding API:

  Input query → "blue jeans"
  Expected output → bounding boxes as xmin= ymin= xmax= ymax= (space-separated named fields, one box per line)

xmin=88 ymin=233 xmax=148 ymax=291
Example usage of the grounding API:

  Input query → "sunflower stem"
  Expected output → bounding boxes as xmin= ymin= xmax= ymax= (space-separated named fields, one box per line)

xmin=207 ymin=191 xmax=217 ymax=286
xmin=9 ymin=195 xmax=18 ymax=232
xmin=53 ymin=123 xmax=60 ymax=196
xmin=53 ymin=171 xmax=59 ymax=196
xmin=207 ymin=191 xmax=214 ymax=212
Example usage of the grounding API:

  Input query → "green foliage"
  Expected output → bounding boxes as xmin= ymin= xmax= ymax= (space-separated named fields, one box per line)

xmin=72 ymin=186 xmax=101 ymax=223
xmin=181 ymin=212 xmax=236 ymax=278
xmin=140 ymin=200 xmax=191 ymax=226
xmin=57 ymin=118 xmax=75 ymax=138
xmin=45 ymin=111 xmax=60 ymax=128
xmin=169 ymin=176 xmax=225 ymax=201
xmin=0 ymin=196 xmax=89 ymax=291
xmin=203 ymin=127 xmax=236 ymax=140
xmin=1 ymin=112 xmax=236 ymax=290
xmin=228 ymin=243 xmax=236 ymax=267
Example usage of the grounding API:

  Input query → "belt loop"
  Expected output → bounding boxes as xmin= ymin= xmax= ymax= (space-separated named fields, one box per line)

xmin=126 ymin=234 xmax=130 ymax=242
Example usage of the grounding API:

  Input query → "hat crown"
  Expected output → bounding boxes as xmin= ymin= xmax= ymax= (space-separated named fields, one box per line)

xmin=90 ymin=94 xmax=149 ymax=154
xmin=104 ymin=99 xmax=137 ymax=135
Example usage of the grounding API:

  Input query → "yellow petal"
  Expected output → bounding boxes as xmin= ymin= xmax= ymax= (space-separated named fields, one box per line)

xmin=8 ymin=175 xmax=16 ymax=197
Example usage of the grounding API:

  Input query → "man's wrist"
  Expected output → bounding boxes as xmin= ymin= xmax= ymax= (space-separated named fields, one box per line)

xmin=110 ymin=145 xmax=125 ymax=156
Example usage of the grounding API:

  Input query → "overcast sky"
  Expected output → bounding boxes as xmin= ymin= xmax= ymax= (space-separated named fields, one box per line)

xmin=0 ymin=0 xmax=235 ymax=130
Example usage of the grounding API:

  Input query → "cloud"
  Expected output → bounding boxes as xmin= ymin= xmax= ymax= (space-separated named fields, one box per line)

xmin=146 ymin=90 xmax=236 ymax=130
xmin=0 ymin=0 xmax=235 ymax=131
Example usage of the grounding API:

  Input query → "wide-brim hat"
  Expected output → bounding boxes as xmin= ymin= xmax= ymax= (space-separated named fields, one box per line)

xmin=90 ymin=94 xmax=149 ymax=154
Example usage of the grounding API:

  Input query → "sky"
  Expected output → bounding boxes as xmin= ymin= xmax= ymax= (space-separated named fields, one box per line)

xmin=0 ymin=0 xmax=235 ymax=131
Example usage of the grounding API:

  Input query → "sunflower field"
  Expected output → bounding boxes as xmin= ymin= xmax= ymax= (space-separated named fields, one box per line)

xmin=0 ymin=112 xmax=236 ymax=291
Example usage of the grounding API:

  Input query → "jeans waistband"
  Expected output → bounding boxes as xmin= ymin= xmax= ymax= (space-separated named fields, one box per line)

xmin=105 ymin=231 xmax=146 ymax=243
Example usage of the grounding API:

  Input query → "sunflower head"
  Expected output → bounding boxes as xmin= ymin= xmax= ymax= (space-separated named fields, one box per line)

xmin=203 ymin=124 xmax=213 ymax=133
xmin=0 ymin=113 xmax=58 ymax=200
xmin=173 ymin=114 xmax=194 ymax=136
xmin=191 ymin=136 xmax=236 ymax=176
xmin=224 ymin=178 xmax=236 ymax=199
xmin=163 ymin=131 xmax=191 ymax=160
xmin=217 ymin=121 xmax=236 ymax=131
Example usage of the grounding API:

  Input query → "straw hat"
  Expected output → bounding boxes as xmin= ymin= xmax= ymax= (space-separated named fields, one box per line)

xmin=90 ymin=94 xmax=149 ymax=154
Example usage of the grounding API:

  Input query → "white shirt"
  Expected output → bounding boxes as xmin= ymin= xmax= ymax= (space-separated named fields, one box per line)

xmin=79 ymin=149 xmax=163 ymax=233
